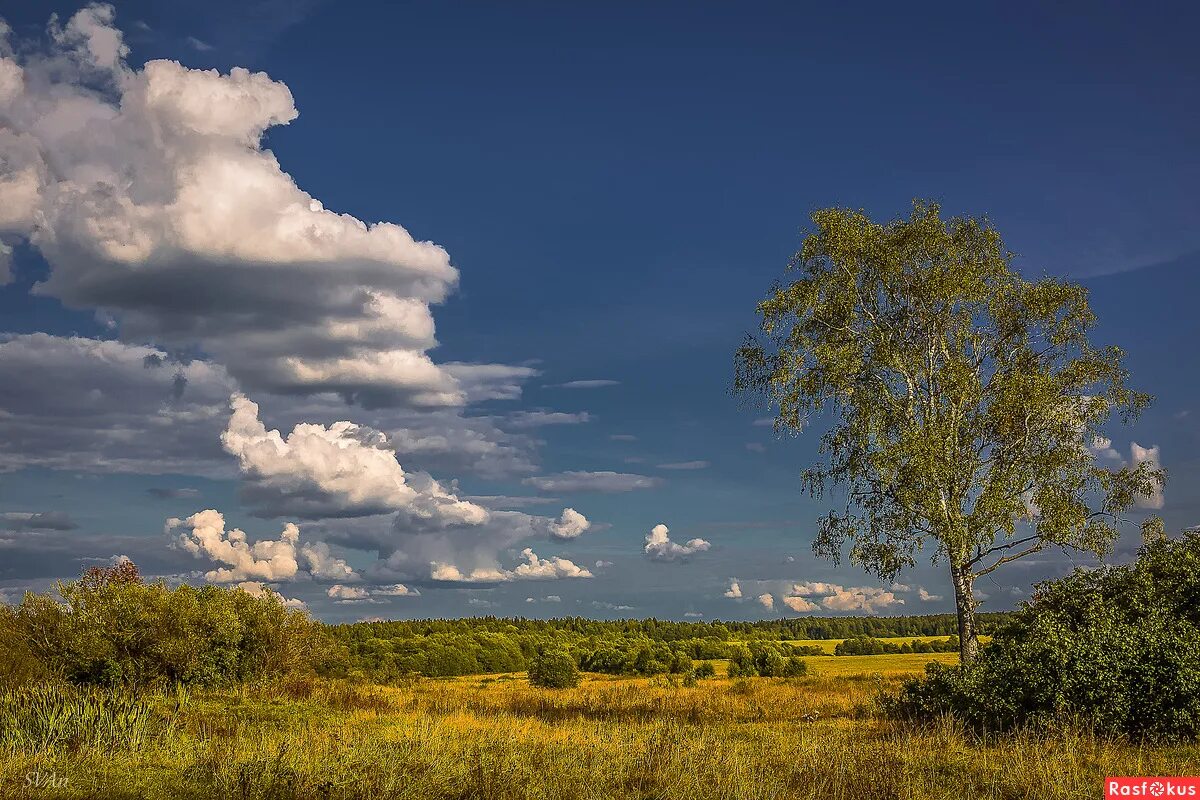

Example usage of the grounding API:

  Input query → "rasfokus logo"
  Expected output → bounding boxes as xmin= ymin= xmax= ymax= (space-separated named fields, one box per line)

xmin=1107 ymin=777 xmax=1200 ymax=797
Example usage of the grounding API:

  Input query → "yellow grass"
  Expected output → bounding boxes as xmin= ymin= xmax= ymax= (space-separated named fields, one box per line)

xmin=2 ymin=667 xmax=1195 ymax=799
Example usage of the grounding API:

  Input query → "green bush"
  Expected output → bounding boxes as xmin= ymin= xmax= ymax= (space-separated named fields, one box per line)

xmin=890 ymin=532 xmax=1200 ymax=742
xmin=1 ymin=562 xmax=326 ymax=690
xmin=693 ymin=661 xmax=716 ymax=679
xmin=782 ymin=656 xmax=808 ymax=677
xmin=528 ymin=649 xmax=580 ymax=689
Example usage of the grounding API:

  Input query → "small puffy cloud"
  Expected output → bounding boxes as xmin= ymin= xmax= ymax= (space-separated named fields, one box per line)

xmin=548 ymin=508 xmax=591 ymax=540
xmin=299 ymin=541 xmax=358 ymax=582
xmin=656 ymin=461 xmax=709 ymax=470
xmin=169 ymin=510 xmax=300 ymax=583
xmin=787 ymin=581 xmax=904 ymax=613
xmin=430 ymin=547 xmax=592 ymax=582
xmin=373 ymin=583 xmax=419 ymax=597
xmin=643 ymin=524 xmax=710 ymax=561
xmin=235 ymin=581 xmax=305 ymax=610
xmin=430 ymin=563 xmax=509 ymax=583
xmin=0 ymin=512 xmax=78 ymax=532
xmin=591 ymin=601 xmax=634 ymax=611
xmin=327 ymin=584 xmax=371 ymax=603
xmin=890 ymin=583 xmax=912 ymax=592
xmin=523 ymin=471 xmax=663 ymax=493
xmin=723 ymin=580 xmax=742 ymax=599
xmin=608 ymin=434 xmax=637 ymax=442
xmin=745 ymin=443 xmax=766 ymax=454
xmin=1088 ymin=436 xmax=1122 ymax=461
xmin=757 ymin=593 xmax=775 ymax=610
xmin=594 ymin=560 xmax=614 ymax=568
xmin=546 ymin=380 xmax=619 ymax=389
xmin=683 ymin=611 xmax=703 ymax=617
xmin=821 ymin=586 xmax=903 ymax=613
xmin=781 ymin=595 xmax=819 ymax=612
xmin=511 ymin=548 xmax=593 ymax=580
xmin=918 ymin=588 xmax=943 ymax=602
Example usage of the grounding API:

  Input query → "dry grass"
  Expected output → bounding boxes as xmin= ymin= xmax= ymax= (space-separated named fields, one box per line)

xmin=0 ymin=656 xmax=1195 ymax=799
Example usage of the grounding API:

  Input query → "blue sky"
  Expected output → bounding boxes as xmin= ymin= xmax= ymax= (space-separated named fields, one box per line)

xmin=0 ymin=1 xmax=1196 ymax=621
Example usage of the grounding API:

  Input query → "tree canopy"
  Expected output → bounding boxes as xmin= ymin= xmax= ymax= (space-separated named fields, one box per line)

xmin=735 ymin=202 xmax=1164 ymax=662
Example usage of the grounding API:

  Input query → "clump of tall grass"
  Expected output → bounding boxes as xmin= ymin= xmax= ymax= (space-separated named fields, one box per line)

xmin=0 ymin=683 xmax=159 ymax=753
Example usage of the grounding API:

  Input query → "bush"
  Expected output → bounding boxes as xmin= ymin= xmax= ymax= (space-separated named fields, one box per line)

xmin=693 ymin=661 xmax=716 ymax=679
xmin=1 ymin=562 xmax=326 ymax=689
xmin=528 ymin=649 xmax=580 ymax=689
xmin=781 ymin=656 xmax=808 ymax=677
xmin=890 ymin=532 xmax=1200 ymax=742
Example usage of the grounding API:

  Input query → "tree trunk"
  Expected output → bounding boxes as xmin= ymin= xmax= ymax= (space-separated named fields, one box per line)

xmin=949 ymin=558 xmax=979 ymax=664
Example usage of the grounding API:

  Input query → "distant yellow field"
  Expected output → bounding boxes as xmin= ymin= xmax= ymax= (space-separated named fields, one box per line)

xmin=705 ymin=650 xmax=959 ymax=678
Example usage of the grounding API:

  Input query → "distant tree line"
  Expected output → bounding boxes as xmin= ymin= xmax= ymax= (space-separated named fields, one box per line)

xmin=323 ymin=617 xmax=991 ymax=680
xmin=834 ymin=636 xmax=959 ymax=656
xmin=334 ymin=612 xmax=1012 ymax=645
xmin=0 ymin=561 xmax=1015 ymax=687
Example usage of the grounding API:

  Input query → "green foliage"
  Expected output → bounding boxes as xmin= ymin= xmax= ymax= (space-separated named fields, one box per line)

xmin=527 ymin=650 xmax=580 ymax=689
xmin=890 ymin=532 xmax=1200 ymax=742
xmin=834 ymin=636 xmax=958 ymax=656
xmin=0 ymin=562 xmax=326 ymax=689
xmin=735 ymin=201 xmax=1163 ymax=661
xmin=693 ymin=661 xmax=716 ymax=679
xmin=781 ymin=656 xmax=809 ymax=678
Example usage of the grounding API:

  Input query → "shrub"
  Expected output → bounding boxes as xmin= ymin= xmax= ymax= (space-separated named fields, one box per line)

xmin=781 ymin=656 xmax=808 ymax=677
xmin=727 ymin=645 xmax=756 ymax=677
xmin=693 ymin=661 xmax=716 ymax=679
xmin=528 ymin=649 xmax=580 ymax=689
xmin=2 ymin=562 xmax=326 ymax=689
xmin=890 ymin=532 xmax=1200 ymax=742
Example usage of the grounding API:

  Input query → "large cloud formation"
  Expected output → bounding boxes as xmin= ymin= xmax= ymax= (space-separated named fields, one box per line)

xmin=0 ymin=7 xmax=609 ymax=603
xmin=0 ymin=5 xmax=520 ymax=408
xmin=222 ymin=394 xmax=490 ymax=524
xmin=168 ymin=508 xmax=356 ymax=583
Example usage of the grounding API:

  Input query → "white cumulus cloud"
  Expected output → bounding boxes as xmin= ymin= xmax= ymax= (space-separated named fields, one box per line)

xmin=169 ymin=509 xmax=300 ymax=583
xmin=548 ymin=507 xmax=591 ymax=540
xmin=643 ymin=523 xmax=710 ymax=561
xmin=222 ymin=393 xmax=490 ymax=524
xmin=0 ymin=6 xmax=523 ymax=408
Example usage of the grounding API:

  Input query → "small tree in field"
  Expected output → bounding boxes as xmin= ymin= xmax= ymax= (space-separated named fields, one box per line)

xmin=528 ymin=649 xmax=580 ymax=689
xmin=735 ymin=202 xmax=1164 ymax=664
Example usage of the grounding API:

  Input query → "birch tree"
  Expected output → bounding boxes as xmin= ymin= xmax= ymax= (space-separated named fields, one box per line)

xmin=735 ymin=202 xmax=1164 ymax=663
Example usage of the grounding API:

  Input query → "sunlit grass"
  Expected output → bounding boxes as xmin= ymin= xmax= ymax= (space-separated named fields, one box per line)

xmin=0 ymin=660 xmax=1193 ymax=799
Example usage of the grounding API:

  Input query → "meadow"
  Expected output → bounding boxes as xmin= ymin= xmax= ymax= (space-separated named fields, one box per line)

xmin=2 ymin=651 xmax=1195 ymax=800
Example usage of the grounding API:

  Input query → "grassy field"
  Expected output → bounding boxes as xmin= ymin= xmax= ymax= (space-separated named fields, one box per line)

xmin=2 ymin=654 xmax=1196 ymax=799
